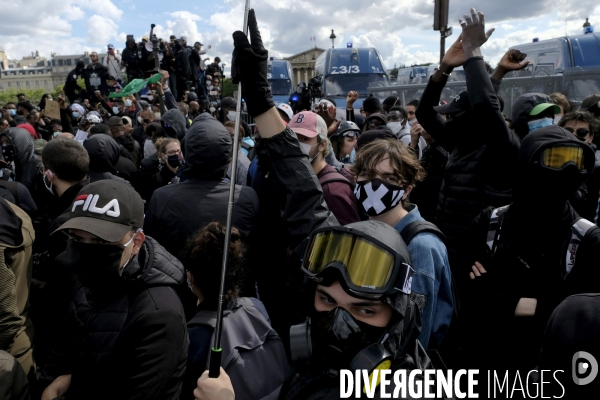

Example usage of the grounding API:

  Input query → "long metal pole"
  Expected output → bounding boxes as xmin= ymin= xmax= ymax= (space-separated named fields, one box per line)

xmin=209 ymin=0 xmax=251 ymax=379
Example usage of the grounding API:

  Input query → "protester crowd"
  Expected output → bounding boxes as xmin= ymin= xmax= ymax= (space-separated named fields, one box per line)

xmin=2 ymin=6 xmax=600 ymax=400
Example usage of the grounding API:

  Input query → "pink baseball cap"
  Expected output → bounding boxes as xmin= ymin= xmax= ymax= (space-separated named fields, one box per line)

xmin=289 ymin=111 xmax=328 ymax=139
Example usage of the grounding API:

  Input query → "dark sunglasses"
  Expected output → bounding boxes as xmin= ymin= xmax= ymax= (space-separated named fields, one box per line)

xmin=564 ymin=127 xmax=591 ymax=138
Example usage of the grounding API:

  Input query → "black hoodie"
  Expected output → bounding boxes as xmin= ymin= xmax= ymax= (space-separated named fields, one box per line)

xmin=83 ymin=134 xmax=134 ymax=186
xmin=462 ymin=126 xmax=600 ymax=371
xmin=511 ymin=92 xmax=554 ymax=140
xmin=538 ymin=294 xmax=600 ymax=399
xmin=144 ymin=113 xmax=259 ymax=258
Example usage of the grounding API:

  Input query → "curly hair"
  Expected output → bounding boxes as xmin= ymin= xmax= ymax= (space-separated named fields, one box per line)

xmin=184 ymin=222 xmax=246 ymax=309
xmin=558 ymin=111 xmax=600 ymax=137
xmin=352 ymin=138 xmax=425 ymax=208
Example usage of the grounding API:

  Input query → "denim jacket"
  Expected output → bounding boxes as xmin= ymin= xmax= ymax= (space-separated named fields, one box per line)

xmin=394 ymin=205 xmax=453 ymax=348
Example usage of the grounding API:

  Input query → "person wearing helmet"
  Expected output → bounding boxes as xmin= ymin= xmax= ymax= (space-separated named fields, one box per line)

xmin=330 ymin=120 xmax=359 ymax=164
xmin=86 ymin=111 xmax=103 ymax=125
xmin=215 ymin=9 xmax=434 ymax=399
xmin=462 ymin=125 xmax=600 ymax=372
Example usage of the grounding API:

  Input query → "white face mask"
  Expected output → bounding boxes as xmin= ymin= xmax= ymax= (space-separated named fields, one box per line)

xmin=154 ymin=112 xmax=161 ymax=120
xmin=387 ymin=122 xmax=403 ymax=134
xmin=209 ymin=107 xmax=216 ymax=113
xmin=554 ymin=115 xmax=563 ymax=125
xmin=227 ymin=111 xmax=237 ymax=121
xmin=299 ymin=142 xmax=319 ymax=163
xmin=406 ymin=119 xmax=415 ymax=128
xmin=112 ymin=107 xmax=120 ymax=115
xmin=137 ymin=116 xmax=142 ymax=124
xmin=124 ymin=99 xmax=133 ymax=107
xmin=147 ymin=95 xmax=154 ymax=101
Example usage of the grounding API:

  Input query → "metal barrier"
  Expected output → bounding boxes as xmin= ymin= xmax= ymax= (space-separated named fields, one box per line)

xmin=368 ymin=68 xmax=600 ymax=118
xmin=240 ymin=112 xmax=256 ymax=128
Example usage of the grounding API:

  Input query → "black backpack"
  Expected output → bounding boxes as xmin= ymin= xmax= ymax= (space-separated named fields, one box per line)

xmin=486 ymin=205 xmax=596 ymax=279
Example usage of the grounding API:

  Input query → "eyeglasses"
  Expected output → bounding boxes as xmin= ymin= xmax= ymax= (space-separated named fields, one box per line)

xmin=564 ymin=127 xmax=591 ymax=138
xmin=165 ymin=149 xmax=181 ymax=156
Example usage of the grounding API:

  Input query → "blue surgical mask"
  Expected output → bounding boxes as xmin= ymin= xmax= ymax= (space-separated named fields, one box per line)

xmin=72 ymin=111 xmax=80 ymax=119
xmin=528 ymin=117 xmax=553 ymax=134
xmin=8 ymin=109 xmax=16 ymax=117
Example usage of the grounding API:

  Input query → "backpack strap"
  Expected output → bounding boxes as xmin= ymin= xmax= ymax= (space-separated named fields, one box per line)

xmin=486 ymin=205 xmax=510 ymax=256
xmin=240 ymin=141 xmax=253 ymax=151
xmin=318 ymin=170 xmax=352 ymax=188
xmin=564 ymin=218 xmax=596 ymax=279
xmin=400 ymin=220 xmax=446 ymax=245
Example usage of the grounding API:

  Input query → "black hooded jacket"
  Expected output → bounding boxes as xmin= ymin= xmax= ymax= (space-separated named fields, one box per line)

xmin=83 ymin=134 xmax=133 ymax=187
xmin=415 ymin=56 xmax=521 ymax=264
xmin=462 ymin=126 xmax=600 ymax=371
xmin=40 ymin=236 xmax=188 ymax=400
xmin=161 ymin=108 xmax=188 ymax=141
xmin=6 ymin=127 xmax=42 ymax=193
xmin=511 ymin=93 xmax=554 ymax=140
xmin=144 ymin=113 xmax=259 ymax=258
xmin=538 ymin=294 xmax=600 ymax=398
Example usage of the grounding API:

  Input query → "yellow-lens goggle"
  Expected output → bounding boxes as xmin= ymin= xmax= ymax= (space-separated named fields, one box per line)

xmin=541 ymin=146 xmax=585 ymax=171
xmin=302 ymin=228 xmax=413 ymax=298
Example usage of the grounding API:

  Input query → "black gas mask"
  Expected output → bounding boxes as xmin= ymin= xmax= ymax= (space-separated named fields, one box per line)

xmin=290 ymin=307 xmax=392 ymax=377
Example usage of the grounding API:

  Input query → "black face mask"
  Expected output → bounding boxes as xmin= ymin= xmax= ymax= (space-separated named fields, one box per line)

xmin=354 ymin=178 xmax=405 ymax=216
xmin=167 ymin=154 xmax=182 ymax=168
xmin=310 ymin=307 xmax=387 ymax=371
xmin=1 ymin=145 xmax=15 ymax=164
xmin=55 ymin=239 xmax=134 ymax=293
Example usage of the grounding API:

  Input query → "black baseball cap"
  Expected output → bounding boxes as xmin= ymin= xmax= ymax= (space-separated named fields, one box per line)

xmin=54 ymin=180 xmax=144 ymax=242
xmin=434 ymin=91 xmax=471 ymax=114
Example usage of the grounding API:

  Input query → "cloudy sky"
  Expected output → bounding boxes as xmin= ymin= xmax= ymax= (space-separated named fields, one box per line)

xmin=1 ymin=0 xmax=599 ymax=72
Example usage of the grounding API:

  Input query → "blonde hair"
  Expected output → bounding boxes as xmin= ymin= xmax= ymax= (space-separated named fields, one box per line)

xmin=155 ymin=137 xmax=180 ymax=154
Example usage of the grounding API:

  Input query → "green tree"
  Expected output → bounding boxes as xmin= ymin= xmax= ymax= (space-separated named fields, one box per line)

xmin=222 ymin=78 xmax=237 ymax=99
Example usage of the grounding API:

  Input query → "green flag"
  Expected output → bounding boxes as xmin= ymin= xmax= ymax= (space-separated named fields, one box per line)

xmin=109 ymin=73 xmax=163 ymax=98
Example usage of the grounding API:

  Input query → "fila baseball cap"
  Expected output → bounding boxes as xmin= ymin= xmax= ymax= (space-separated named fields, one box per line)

xmin=54 ymin=180 xmax=144 ymax=242
xmin=289 ymin=111 xmax=328 ymax=140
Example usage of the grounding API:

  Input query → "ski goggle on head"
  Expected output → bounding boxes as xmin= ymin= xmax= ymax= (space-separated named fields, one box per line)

xmin=302 ymin=226 xmax=413 ymax=299
xmin=540 ymin=145 xmax=586 ymax=171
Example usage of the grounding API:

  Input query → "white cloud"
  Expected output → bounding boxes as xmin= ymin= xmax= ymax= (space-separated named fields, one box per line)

xmin=87 ymin=15 xmax=120 ymax=46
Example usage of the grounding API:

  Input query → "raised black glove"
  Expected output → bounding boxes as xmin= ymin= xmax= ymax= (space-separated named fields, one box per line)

xmin=231 ymin=9 xmax=274 ymax=118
